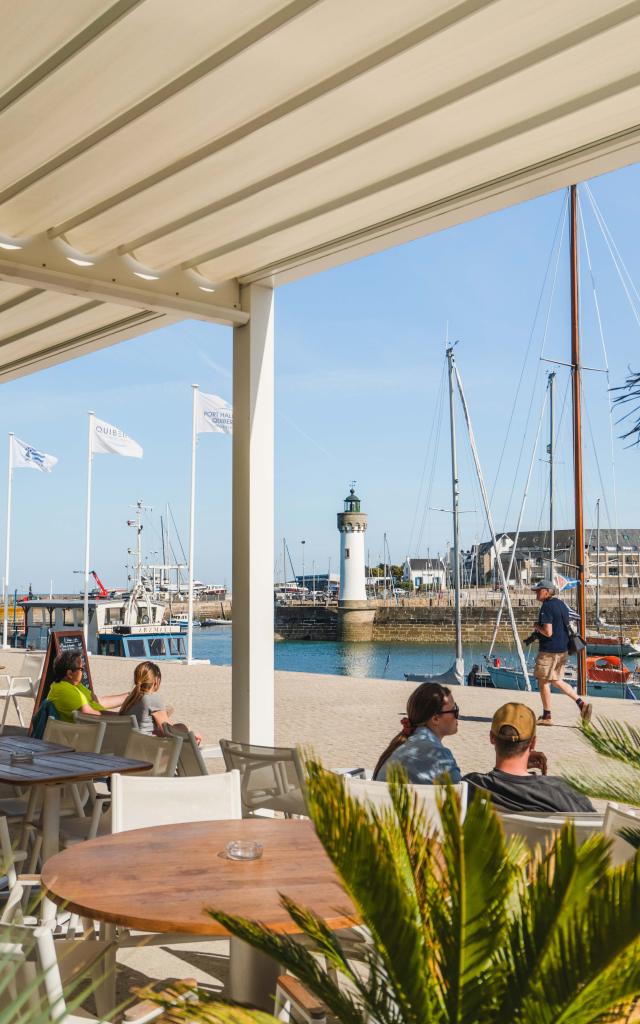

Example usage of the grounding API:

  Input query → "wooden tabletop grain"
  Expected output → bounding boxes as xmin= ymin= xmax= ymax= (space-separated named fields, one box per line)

xmin=42 ymin=818 xmax=356 ymax=935
xmin=0 ymin=735 xmax=72 ymax=758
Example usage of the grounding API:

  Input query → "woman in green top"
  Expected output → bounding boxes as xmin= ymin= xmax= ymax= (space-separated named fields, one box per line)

xmin=47 ymin=651 xmax=130 ymax=722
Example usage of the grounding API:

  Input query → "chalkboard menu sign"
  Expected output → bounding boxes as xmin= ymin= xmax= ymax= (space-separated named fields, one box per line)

xmin=30 ymin=629 xmax=95 ymax=728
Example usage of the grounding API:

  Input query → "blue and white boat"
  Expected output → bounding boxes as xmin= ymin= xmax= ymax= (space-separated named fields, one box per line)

xmin=486 ymin=659 xmax=640 ymax=701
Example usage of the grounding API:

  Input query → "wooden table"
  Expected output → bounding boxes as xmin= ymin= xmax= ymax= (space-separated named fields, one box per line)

xmin=0 ymin=735 xmax=73 ymax=760
xmin=0 ymin=740 xmax=152 ymax=862
xmin=43 ymin=817 xmax=356 ymax=1008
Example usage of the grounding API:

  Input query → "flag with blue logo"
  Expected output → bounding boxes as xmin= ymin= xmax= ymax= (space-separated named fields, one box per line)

xmin=11 ymin=436 xmax=57 ymax=473
xmin=554 ymin=572 xmax=578 ymax=591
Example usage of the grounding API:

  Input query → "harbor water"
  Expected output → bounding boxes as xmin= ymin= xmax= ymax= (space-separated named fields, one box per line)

xmin=192 ymin=626 xmax=521 ymax=681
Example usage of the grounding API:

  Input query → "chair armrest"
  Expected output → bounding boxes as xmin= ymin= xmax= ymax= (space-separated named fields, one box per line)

xmin=17 ymin=874 xmax=41 ymax=886
xmin=276 ymin=974 xmax=327 ymax=1021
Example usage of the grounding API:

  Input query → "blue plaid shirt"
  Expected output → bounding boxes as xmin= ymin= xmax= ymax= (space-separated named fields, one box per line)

xmin=377 ymin=725 xmax=461 ymax=784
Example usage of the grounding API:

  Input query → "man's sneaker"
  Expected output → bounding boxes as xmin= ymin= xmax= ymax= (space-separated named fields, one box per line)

xmin=580 ymin=702 xmax=593 ymax=724
xmin=537 ymin=715 xmax=553 ymax=726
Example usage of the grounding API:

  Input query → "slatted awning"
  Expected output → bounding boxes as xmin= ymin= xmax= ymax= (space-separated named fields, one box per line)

xmin=2 ymin=0 xmax=640 ymax=380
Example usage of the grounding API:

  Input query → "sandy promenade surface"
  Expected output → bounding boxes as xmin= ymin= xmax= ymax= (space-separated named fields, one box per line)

xmin=2 ymin=649 xmax=639 ymax=778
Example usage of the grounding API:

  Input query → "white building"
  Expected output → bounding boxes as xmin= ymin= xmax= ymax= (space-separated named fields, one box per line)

xmin=403 ymin=557 xmax=446 ymax=590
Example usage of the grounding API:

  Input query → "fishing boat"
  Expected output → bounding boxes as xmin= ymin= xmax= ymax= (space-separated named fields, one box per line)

xmin=168 ymin=613 xmax=199 ymax=631
xmin=486 ymin=656 xmax=640 ymax=701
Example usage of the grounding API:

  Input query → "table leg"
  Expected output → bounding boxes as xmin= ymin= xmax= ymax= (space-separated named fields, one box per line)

xmin=229 ymin=936 xmax=280 ymax=1011
xmin=40 ymin=786 xmax=62 ymax=924
xmin=92 ymin=922 xmax=117 ymax=1019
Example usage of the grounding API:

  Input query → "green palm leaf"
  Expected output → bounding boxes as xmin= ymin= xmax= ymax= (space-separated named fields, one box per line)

xmin=580 ymin=720 xmax=640 ymax=769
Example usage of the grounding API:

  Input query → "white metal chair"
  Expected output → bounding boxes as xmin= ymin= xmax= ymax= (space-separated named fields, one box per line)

xmin=74 ymin=711 xmax=138 ymax=756
xmin=0 ymin=652 xmax=44 ymax=732
xmin=123 ymin=730 xmax=182 ymax=777
xmin=603 ymin=803 xmax=640 ymax=865
xmin=219 ymin=738 xmax=307 ymax=817
xmin=345 ymin=777 xmax=468 ymax=829
xmin=44 ymin=718 xmax=106 ymax=754
xmin=497 ymin=810 xmax=604 ymax=851
xmin=0 ymin=919 xmax=161 ymax=1024
xmin=111 ymin=769 xmax=242 ymax=832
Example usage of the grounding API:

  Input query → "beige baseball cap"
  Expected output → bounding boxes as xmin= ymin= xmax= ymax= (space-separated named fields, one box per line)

xmin=491 ymin=703 xmax=536 ymax=742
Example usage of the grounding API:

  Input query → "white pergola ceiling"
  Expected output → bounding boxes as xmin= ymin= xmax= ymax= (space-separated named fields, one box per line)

xmin=2 ymin=0 xmax=640 ymax=381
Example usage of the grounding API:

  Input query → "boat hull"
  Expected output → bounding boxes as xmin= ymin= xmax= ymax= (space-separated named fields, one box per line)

xmin=586 ymin=638 xmax=640 ymax=657
xmin=486 ymin=665 xmax=640 ymax=700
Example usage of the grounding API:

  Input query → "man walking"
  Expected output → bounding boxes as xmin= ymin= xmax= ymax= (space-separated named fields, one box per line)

xmin=531 ymin=579 xmax=592 ymax=726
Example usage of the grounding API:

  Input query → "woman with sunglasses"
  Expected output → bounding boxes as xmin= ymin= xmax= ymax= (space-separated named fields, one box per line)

xmin=47 ymin=650 xmax=130 ymax=722
xmin=373 ymin=682 xmax=461 ymax=783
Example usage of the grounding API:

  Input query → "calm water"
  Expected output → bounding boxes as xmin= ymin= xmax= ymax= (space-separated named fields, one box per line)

xmin=192 ymin=626 xmax=522 ymax=681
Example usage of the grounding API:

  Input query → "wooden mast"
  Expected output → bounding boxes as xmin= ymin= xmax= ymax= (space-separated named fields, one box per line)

xmin=570 ymin=184 xmax=587 ymax=696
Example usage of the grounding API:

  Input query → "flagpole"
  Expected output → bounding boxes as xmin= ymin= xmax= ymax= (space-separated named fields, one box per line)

xmin=187 ymin=385 xmax=198 ymax=664
xmin=83 ymin=412 xmax=95 ymax=648
xmin=2 ymin=434 xmax=14 ymax=649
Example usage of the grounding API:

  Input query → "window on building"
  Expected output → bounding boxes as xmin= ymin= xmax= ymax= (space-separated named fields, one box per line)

xmin=609 ymin=566 xmax=619 ymax=576
xmin=345 ymin=549 xmax=350 ymax=559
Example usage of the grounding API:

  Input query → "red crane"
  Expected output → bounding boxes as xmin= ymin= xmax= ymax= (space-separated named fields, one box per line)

xmin=90 ymin=569 xmax=109 ymax=598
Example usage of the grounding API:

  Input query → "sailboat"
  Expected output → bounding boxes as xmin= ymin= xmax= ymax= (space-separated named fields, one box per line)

xmin=405 ymin=345 xmax=464 ymax=687
xmin=486 ymin=184 xmax=640 ymax=699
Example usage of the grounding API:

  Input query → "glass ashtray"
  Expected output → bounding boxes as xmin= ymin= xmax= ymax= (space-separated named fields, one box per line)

xmin=10 ymin=752 xmax=34 ymax=766
xmin=226 ymin=840 xmax=263 ymax=861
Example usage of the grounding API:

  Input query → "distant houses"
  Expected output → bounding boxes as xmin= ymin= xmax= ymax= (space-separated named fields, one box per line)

xmin=403 ymin=557 xmax=446 ymax=590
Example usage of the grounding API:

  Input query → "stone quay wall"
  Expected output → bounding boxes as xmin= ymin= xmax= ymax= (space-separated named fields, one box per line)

xmin=275 ymin=599 xmax=640 ymax=643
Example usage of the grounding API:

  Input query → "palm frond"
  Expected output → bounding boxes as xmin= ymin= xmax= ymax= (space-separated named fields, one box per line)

xmin=619 ymin=827 xmax=640 ymax=850
xmin=562 ymin=770 xmax=640 ymax=805
xmin=498 ymin=823 xmax=613 ymax=1023
xmin=146 ymin=997 xmax=276 ymax=1024
xmin=304 ymin=762 xmax=441 ymax=1022
xmin=580 ymin=719 xmax=640 ymax=770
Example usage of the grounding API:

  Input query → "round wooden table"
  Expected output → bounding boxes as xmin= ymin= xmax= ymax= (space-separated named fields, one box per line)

xmin=42 ymin=817 xmax=356 ymax=1009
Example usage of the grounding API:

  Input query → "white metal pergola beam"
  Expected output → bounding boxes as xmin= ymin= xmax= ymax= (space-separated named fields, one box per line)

xmin=0 ymin=0 xmax=319 ymax=209
xmin=0 ymin=234 xmax=246 ymax=325
xmin=102 ymin=0 xmax=640 ymax=258
xmin=232 ymin=283 xmax=274 ymax=744
xmin=242 ymin=121 xmax=640 ymax=287
xmin=48 ymin=0 xmax=494 ymax=242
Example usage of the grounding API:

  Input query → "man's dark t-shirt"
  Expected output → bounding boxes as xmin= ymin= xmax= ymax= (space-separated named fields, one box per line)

xmin=538 ymin=597 xmax=570 ymax=653
xmin=463 ymin=769 xmax=595 ymax=813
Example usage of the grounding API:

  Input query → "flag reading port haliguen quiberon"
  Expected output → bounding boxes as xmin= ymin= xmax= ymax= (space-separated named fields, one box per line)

xmin=195 ymin=392 xmax=233 ymax=435
xmin=91 ymin=417 xmax=143 ymax=458
xmin=11 ymin=436 xmax=58 ymax=472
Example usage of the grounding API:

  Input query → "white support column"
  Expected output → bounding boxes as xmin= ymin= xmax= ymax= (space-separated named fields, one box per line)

xmin=232 ymin=283 xmax=274 ymax=744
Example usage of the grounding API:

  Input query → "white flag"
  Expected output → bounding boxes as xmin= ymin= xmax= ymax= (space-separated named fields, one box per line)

xmin=11 ymin=436 xmax=57 ymax=473
xmin=196 ymin=392 xmax=233 ymax=435
xmin=91 ymin=417 xmax=143 ymax=458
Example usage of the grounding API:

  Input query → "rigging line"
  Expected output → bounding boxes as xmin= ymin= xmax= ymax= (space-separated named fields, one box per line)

xmin=582 ymin=387 xmax=613 ymax=527
xmin=533 ymin=373 xmax=571 ymax=540
xmin=488 ymin=386 xmax=548 ymax=657
xmin=585 ymin=181 xmax=640 ymax=312
xmin=407 ymin=353 xmax=446 ymax=555
xmin=500 ymin=198 xmax=569 ymax=532
xmin=584 ymin=183 xmax=640 ymax=330
xmin=489 ymin=192 xmax=568 ymax=506
xmin=168 ymin=504 xmax=188 ymax=565
xmin=580 ymin=189 xmax=623 ymax=575
xmin=415 ymin=361 xmax=447 ymax=555
xmin=578 ymin=194 xmax=609 ymax=373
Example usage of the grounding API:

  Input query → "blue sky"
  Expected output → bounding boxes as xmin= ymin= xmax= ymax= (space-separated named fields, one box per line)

xmin=3 ymin=164 xmax=640 ymax=594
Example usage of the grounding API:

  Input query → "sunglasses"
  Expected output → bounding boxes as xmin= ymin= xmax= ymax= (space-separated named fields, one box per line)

xmin=439 ymin=703 xmax=460 ymax=719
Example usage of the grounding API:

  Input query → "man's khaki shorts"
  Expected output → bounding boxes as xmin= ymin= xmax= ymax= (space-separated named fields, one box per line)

xmin=534 ymin=650 xmax=568 ymax=683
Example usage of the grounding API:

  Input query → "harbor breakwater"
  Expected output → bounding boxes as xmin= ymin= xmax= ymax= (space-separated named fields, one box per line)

xmin=275 ymin=598 xmax=640 ymax=643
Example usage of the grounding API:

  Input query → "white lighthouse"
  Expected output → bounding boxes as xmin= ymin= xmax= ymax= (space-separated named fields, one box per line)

xmin=337 ymin=486 xmax=368 ymax=604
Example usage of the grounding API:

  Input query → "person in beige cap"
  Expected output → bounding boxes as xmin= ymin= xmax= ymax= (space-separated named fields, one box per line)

xmin=531 ymin=579 xmax=592 ymax=726
xmin=463 ymin=702 xmax=595 ymax=813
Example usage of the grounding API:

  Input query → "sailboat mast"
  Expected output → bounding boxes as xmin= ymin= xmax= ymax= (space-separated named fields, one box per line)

xmin=548 ymin=370 xmax=555 ymax=580
xmin=595 ymin=498 xmax=601 ymax=623
xmin=446 ymin=345 xmax=462 ymax=663
xmin=570 ymin=184 xmax=587 ymax=696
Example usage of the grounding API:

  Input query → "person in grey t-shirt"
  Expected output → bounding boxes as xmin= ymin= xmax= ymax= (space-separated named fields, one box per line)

xmin=119 ymin=661 xmax=202 ymax=742
xmin=464 ymin=702 xmax=594 ymax=813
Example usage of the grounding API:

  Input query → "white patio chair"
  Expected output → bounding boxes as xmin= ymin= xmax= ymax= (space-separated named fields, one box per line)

xmin=345 ymin=777 xmax=468 ymax=829
xmin=497 ymin=810 xmax=603 ymax=851
xmin=111 ymin=769 xmax=241 ymax=832
xmin=219 ymin=738 xmax=307 ymax=817
xmin=603 ymin=803 xmax=640 ymax=865
xmin=0 ymin=918 xmax=162 ymax=1024
xmin=123 ymin=730 xmax=182 ymax=777
xmin=0 ymin=652 xmax=44 ymax=733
